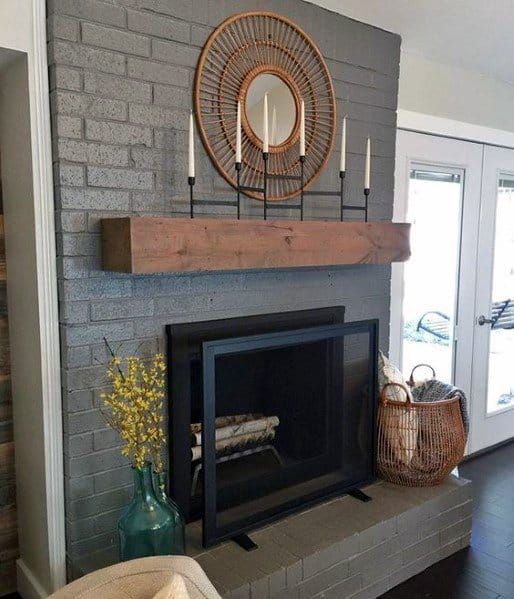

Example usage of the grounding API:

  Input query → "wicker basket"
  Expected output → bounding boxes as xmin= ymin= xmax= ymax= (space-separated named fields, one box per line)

xmin=377 ymin=381 xmax=466 ymax=486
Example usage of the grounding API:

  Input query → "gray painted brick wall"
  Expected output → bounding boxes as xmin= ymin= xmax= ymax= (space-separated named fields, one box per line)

xmin=46 ymin=0 xmax=401 ymax=578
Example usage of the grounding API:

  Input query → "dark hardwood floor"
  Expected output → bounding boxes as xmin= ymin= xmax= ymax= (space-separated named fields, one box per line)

xmin=382 ymin=441 xmax=514 ymax=599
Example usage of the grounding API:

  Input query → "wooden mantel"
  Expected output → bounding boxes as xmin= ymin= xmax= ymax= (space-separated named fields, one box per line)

xmin=101 ymin=217 xmax=410 ymax=274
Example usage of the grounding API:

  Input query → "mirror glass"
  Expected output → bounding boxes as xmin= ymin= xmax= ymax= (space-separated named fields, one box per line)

xmin=246 ymin=73 xmax=296 ymax=145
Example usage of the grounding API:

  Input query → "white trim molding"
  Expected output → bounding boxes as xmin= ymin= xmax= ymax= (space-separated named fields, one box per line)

xmin=28 ymin=0 xmax=66 ymax=591
xmin=398 ymin=109 xmax=514 ymax=150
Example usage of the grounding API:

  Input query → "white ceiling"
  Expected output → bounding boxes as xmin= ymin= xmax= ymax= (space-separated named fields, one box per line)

xmin=307 ymin=0 xmax=514 ymax=85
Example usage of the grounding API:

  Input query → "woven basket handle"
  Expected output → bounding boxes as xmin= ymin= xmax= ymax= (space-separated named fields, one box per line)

xmin=380 ymin=382 xmax=412 ymax=405
xmin=408 ymin=363 xmax=436 ymax=388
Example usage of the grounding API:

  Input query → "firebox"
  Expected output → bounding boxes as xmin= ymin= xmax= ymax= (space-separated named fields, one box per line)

xmin=167 ymin=308 xmax=378 ymax=548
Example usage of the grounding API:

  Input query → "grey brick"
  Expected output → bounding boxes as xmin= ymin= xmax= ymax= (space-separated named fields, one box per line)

xmin=303 ymin=535 xmax=360 ymax=579
xmin=68 ymin=486 xmax=131 ymax=520
xmin=64 ymin=321 xmax=135 ymax=347
xmin=85 ymin=119 xmax=152 ymax=146
xmin=151 ymin=39 xmax=199 ymax=67
xmin=60 ymin=300 xmax=90 ymax=324
xmin=65 ymin=433 xmax=94 ymax=457
xmin=65 ymin=409 xmax=105 ymax=435
xmin=62 ymin=278 xmax=132 ymax=301
xmin=129 ymin=147 xmax=168 ymax=170
xmin=50 ymin=66 xmax=83 ymax=91
xmin=65 ymin=475 xmax=95 ymax=501
xmin=61 ymin=187 xmax=130 ymax=210
xmin=152 ymin=84 xmax=191 ymax=109
xmin=117 ymin=0 xmax=208 ymax=24
xmin=191 ymin=24 xmax=212 ymax=48
xmin=58 ymin=140 xmax=129 ymax=166
xmin=59 ymin=211 xmax=87 ymax=233
xmin=87 ymin=166 xmax=154 ymax=190
xmin=127 ymin=9 xmax=189 ymax=43
xmin=55 ymin=115 xmax=82 ymax=139
xmin=84 ymin=72 xmax=151 ymax=103
xmin=63 ymin=345 xmax=92 ymax=367
xmin=59 ymin=232 xmax=98 ymax=256
xmin=93 ymin=428 xmax=120 ymax=451
xmin=81 ymin=22 xmax=150 ymax=57
xmin=49 ymin=41 xmax=126 ymax=75
xmin=322 ymin=574 xmax=361 ymax=599
xmin=53 ymin=91 xmax=127 ymax=121
xmin=64 ymin=365 xmax=109 ymax=391
xmin=58 ymin=164 xmax=85 ymax=186
xmin=94 ymin=465 xmax=133 ymax=493
xmin=48 ymin=0 xmax=126 ymax=28
xmin=129 ymin=103 xmax=187 ymax=128
xmin=297 ymin=559 xmax=349 ymax=598
xmin=91 ymin=298 xmax=154 ymax=320
xmin=63 ymin=390 xmax=95 ymax=413
xmin=127 ymin=58 xmax=189 ymax=86
xmin=440 ymin=518 xmax=472 ymax=546
xmin=48 ymin=14 xmax=80 ymax=42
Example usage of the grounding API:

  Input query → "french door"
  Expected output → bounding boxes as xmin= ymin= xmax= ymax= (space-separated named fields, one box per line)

xmin=393 ymin=130 xmax=514 ymax=454
xmin=471 ymin=146 xmax=514 ymax=451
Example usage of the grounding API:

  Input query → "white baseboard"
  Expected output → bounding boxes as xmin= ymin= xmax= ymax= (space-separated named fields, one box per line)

xmin=17 ymin=559 xmax=49 ymax=599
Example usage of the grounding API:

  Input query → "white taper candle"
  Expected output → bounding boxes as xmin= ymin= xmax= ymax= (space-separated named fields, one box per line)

xmin=365 ymin=137 xmax=371 ymax=189
xmin=188 ymin=110 xmax=195 ymax=178
xmin=340 ymin=116 xmax=347 ymax=172
xmin=300 ymin=99 xmax=305 ymax=157
xmin=236 ymin=100 xmax=242 ymax=163
xmin=263 ymin=93 xmax=269 ymax=153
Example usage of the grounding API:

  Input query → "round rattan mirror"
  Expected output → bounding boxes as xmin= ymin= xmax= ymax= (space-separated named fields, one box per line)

xmin=194 ymin=12 xmax=336 ymax=202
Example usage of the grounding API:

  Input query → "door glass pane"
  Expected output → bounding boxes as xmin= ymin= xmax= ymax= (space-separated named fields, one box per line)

xmin=402 ymin=168 xmax=463 ymax=382
xmin=487 ymin=177 xmax=514 ymax=414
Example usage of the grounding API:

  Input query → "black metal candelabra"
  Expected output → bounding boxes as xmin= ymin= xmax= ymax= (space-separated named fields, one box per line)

xmin=188 ymin=154 xmax=370 ymax=222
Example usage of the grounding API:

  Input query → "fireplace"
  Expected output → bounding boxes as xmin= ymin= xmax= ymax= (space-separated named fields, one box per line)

xmin=167 ymin=308 xmax=378 ymax=548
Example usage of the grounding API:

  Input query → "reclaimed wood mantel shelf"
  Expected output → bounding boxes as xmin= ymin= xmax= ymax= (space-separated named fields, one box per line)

xmin=101 ymin=217 xmax=411 ymax=274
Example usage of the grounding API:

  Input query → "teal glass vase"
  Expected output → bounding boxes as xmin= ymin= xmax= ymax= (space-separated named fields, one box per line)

xmin=118 ymin=463 xmax=183 ymax=561
xmin=153 ymin=470 xmax=186 ymax=555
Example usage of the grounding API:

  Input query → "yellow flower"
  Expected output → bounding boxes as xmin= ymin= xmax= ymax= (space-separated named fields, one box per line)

xmin=100 ymin=351 xmax=167 ymax=471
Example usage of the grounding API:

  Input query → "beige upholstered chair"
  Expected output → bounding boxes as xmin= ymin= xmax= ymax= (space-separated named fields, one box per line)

xmin=49 ymin=556 xmax=222 ymax=599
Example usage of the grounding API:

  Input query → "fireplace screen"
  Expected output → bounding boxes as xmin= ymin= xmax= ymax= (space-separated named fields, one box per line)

xmin=200 ymin=320 xmax=377 ymax=547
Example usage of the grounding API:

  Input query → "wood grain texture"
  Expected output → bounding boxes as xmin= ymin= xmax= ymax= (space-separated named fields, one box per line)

xmin=101 ymin=217 xmax=411 ymax=274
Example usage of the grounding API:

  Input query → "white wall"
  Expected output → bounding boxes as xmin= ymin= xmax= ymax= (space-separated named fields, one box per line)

xmin=0 ymin=1 xmax=64 ymax=596
xmin=0 ymin=0 xmax=33 ymax=53
xmin=0 ymin=55 xmax=50 ymax=596
xmin=399 ymin=52 xmax=514 ymax=134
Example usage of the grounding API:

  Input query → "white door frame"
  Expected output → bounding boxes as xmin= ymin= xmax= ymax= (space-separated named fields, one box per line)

xmin=29 ymin=0 xmax=66 ymax=591
xmin=0 ymin=1 xmax=66 ymax=595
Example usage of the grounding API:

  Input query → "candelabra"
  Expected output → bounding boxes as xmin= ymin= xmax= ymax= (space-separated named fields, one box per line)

xmin=188 ymin=156 xmax=369 ymax=222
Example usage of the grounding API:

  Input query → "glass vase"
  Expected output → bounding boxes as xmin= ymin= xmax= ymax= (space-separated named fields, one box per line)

xmin=118 ymin=463 xmax=182 ymax=561
xmin=153 ymin=470 xmax=186 ymax=555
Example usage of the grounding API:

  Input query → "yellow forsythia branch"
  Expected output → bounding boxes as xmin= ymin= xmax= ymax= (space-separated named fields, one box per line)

xmin=100 ymin=350 xmax=167 ymax=472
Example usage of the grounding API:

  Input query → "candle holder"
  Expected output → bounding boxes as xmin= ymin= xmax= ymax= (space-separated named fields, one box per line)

xmin=364 ymin=188 xmax=370 ymax=222
xmin=188 ymin=176 xmax=195 ymax=219
xmin=300 ymin=155 xmax=305 ymax=221
xmin=235 ymin=162 xmax=242 ymax=220
xmin=262 ymin=152 xmax=269 ymax=220
xmin=339 ymin=171 xmax=346 ymax=222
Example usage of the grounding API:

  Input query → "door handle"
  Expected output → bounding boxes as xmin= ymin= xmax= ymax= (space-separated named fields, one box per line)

xmin=477 ymin=315 xmax=494 ymax=326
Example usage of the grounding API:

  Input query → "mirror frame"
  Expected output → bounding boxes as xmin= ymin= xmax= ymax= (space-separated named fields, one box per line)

xmin=194 ymin=11 xmax=336 ymax=202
